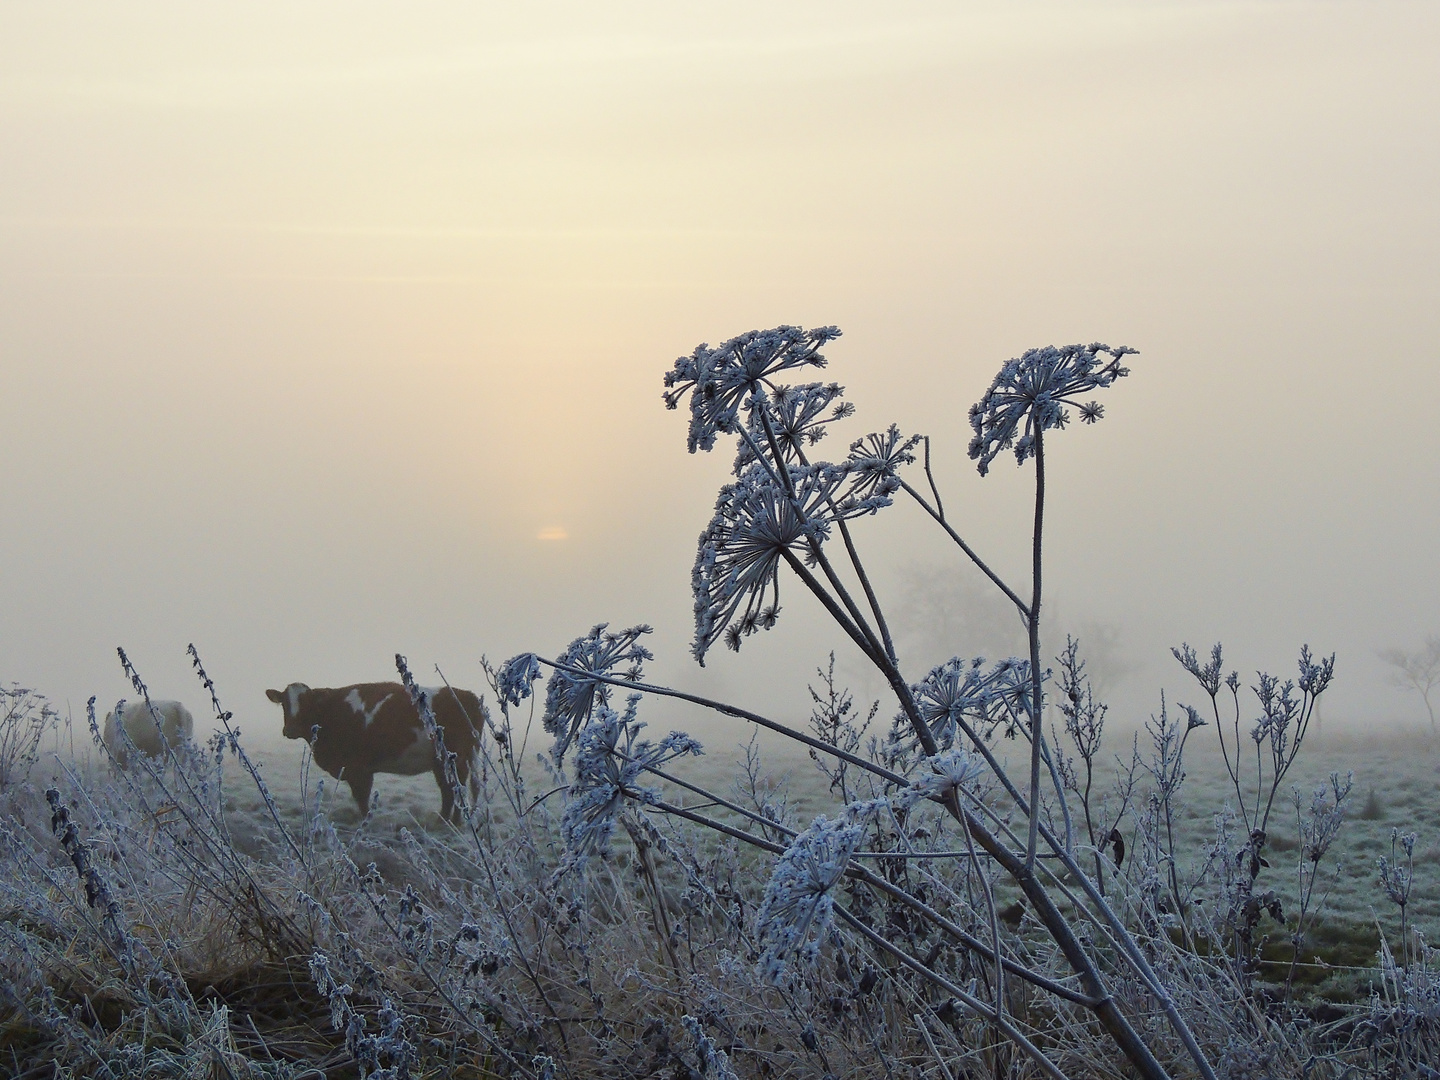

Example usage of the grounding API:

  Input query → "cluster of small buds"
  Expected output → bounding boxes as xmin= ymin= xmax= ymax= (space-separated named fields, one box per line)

xmin=396 ymin=885 xmax=436 ymax=962
xmin=395 ymin=654 xmax=471 ymax=817
xmin=1298 ymin=772 xmax=1352 ymax=865
xmin=310 ymin=948 xmax=418 ymax=1079
xmin=309 ymin=950 xmax=354 ymax=1031
xmin=1378 ymin=829 xmax=1417 ymax=910
xmin=1057 ymin=636 xmax=1109 ymax=761
xmin=45 ymin=788 xmax=134 ymax=967
xmin=1296 ymin=645 xmax=1335 ymax=697
xmin=1173 ymin=642 xmax=1231 ymax=699
xmin=1251 ymin=672 xmax=1300 ymax=751
xmin=188 ymin=644 xmax=300 ymax=855
xmin=682 ymin=1014 xmax=741 ymax=1079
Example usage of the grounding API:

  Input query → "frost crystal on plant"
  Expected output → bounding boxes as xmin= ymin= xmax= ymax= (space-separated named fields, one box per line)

xmin=683 ymin=1014 xmax=741 ymax=1080
xmin=1173 ymin=642 xmax=1229 ymax=698
xmin=663 ymin=325 xmax=841 ymax=454
xmin=755 ymin=798 xmax=883 ymax=982
xmin=968 ymin=342 xmax=1135 ymax=475
xmin=561 ymin=695 xmax=702 ymax=862
xmin=543 ymin=624 xmax=653 ymax=757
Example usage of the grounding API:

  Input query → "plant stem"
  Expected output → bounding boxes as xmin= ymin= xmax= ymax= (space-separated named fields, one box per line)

xmin=1026 ymin=429 xmax=1046 ymax=871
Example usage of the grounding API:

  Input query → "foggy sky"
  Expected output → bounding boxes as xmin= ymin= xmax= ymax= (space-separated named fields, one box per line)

xmin=2 ymin=2 xmax=1438 ymax=752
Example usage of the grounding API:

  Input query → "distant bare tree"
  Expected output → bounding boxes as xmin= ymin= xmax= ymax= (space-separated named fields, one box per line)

xmin=1379 ymin=635 xmax=1440 ymax=732
xmin=895 ymin=561 xmax=1027 ymax=671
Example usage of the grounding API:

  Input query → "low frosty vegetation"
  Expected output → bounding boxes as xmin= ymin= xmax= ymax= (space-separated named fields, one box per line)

xmin=2 ymin=328 xmax=1439 ymax=1078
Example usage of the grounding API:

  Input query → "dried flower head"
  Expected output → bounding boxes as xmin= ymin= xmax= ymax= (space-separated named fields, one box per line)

xmin=910 ymin=657 xmax=993 ymax=749
xmin=755 ymin=798 xmax=883 ymax=982
xmin=968 ymin=343 xmax=1135 ymax=475
xmin=733 ymin=382 xmax=854 ymax=473
xmin=664 ymin=325 xmax=841 ymax=454
xmin=1173 ymin=642 xmax=1228 ymax=698
xmin=1297 ymin=644 xmax=1336 ymax=697
xmin=543 ymin=624 xmax=653 ymax=758
xmin=496 ymin=652 xmax=541 ymax=707
xmin=894 ymin=747 xmax=987 ymax=810
xmin=691 ymin=463 xmax=889 ymax=664
xmin=682 ymin=1015 xmax=741 ymax=1080
xmin=561 ymin=696 xmax=702 ymax=862
xmin=846 ymin=424 xmax=921 ymax=502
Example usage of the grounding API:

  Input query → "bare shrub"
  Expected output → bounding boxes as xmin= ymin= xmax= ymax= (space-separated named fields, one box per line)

xmin=1380 ymin=634 xmax=1440 ymax=733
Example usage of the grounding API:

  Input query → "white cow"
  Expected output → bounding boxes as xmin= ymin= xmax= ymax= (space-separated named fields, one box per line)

xmin=103 ymin=700 xmax=195 ymax=767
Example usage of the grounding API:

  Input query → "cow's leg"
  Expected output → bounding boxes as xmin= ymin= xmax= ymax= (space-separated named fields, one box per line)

xmin=434 ymin=762 xmax=456 ymax=823
xmin=349 ymin=772 xmax=375 ymax=816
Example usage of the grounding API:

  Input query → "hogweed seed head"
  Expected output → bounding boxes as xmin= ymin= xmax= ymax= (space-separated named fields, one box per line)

xmin=894 ymin=747 xmax=987 ymax=810
xmin=664 ymin=325 xmax=841 ymax=454
xmin=732 ymin=382 xmax=853 ymax=473
xmin=845 ymin=424 xmax=921 ymax=503
xmin=968 ymin=342 xmax=1134 ymax=476
xmin=755 ymin=798 xmax=884 ymax=983
xmin=543 ymin=624 xmax=653 ymax=758
xmin=496 ymin=653 xmax=541 ymax=706
xmin=560 ymin=696 xmax=702 ymax=863
xmin=690 ymin=463 xmax=889 ymax=664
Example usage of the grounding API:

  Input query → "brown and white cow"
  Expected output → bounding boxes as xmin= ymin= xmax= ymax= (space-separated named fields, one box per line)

xmin=266 ymin=682 xmax=482 ymax=821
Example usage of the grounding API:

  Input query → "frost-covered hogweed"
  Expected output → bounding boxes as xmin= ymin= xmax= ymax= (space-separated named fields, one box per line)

xmin=731 ymin=381 xmax=854 ymax=471
xmin=968 ymin=342 xmax=1134 ymax=475
xmin=496 ymin=651 xmax=541 ymax=707
xmin=560 ymin=695 xmax=703 ymax=862
xmin=845 ymin=423 xmax=921 ymax=502
xmin=691 ymin=462 xmax=892 ymax=662
xmin=541 ymin=623 xmax=653 ymax=756
xmin=909 ymin=657 xmax=1002 ymax=749
xmin=663 ymin=325 xmax=841 ymax=454
xmin=894 ymin=747 xmax=987 ymax=810
xmin=755 ymin=798 xmax=884 ymax=983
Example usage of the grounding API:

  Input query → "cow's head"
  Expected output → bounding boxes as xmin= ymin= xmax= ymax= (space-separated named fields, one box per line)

xmin=265 ymin=683 xmax=313 ymax=740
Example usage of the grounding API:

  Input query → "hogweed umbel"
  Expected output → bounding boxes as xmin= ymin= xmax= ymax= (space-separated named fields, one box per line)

xmin=968 ymin=342 xmax=1134 ymax=476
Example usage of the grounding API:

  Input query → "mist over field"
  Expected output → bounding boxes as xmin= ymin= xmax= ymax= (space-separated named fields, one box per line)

xmin=3 ymin=1 xmax=1439 ymax=749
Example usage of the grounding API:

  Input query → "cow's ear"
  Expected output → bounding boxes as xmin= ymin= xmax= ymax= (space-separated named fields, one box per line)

xmin=266 ymin=688 xmax=284 ymax=704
